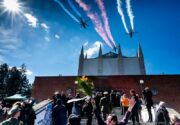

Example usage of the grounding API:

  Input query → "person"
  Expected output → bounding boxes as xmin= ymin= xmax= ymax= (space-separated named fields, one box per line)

xmin=143 ymin=86 xmax=153 ymax=122
xmin=41 ymin=103 xmax=53 ymax=125
xmin=67 ymin=114 xmax=81 ymax=125
xmin=93 ymin=97 xmax=136 ymax=125
xmin=155 ymin=101 xmax=170 ymax=125
xmin=19 ymin=101 xmax=36 ymax=125
xmin=129 ymin=89 xmax=139 ymax=125
xmin=1 ymin=105 xmax=22 ymax=125
xmin=52 ymin=99 xmax=67 ymax=125
xmin=52 ymin=91 xmax=61 ymax=108
xmin=60 ymin=91 xmax=68 ymax=107
xmin=95 ymin=92 xmax=101 ymax=114
xmin=115 ymin=92 xmax=121 ymax=107
xmin=83 ymin=98 xmax=93 ymax=125
xmin=110 ymin=90 xmax=116 ymax=107
xmin=120 ymin=94 xmax=129 ymax=115
xmin=171 ymin=115 xmax=180 ymax=125
xmin=100 ymin=91 xmax=111 ymax=120
xmin=136 ymin=94 xmax=143 ymax=121
xmin=26 ymin=102 xmax=36 ymax=125
xmin=0 ymin=101 xmax=4 ymax=116
xmin=72 ymin=93 xmax=82 ymax=116
xmin=67 ymin=94 xmax=73 ymax=116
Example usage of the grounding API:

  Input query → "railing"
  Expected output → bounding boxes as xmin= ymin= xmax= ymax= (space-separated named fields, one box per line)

xmin=33 ymin=99 xmax=52 ymax=125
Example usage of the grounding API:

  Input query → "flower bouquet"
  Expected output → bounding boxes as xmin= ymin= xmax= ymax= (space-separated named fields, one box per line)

xmin=67 ymin=76 xmax=94 ymax=103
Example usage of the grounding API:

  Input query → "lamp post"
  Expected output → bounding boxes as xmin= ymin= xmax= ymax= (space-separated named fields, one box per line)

xmin=74 ymin=80 xmax=78 ymax=96
xmin=139 ymin=79 xmax=144 ymax=96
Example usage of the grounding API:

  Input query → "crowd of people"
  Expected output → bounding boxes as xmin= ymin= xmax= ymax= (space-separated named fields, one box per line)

xmin=40 ymin=87 xmax=180 ymax=125
xmin=0 ymin=98 xmax=36 ymax=125
xmin=0 ymin=87 xmax=180 ymax=125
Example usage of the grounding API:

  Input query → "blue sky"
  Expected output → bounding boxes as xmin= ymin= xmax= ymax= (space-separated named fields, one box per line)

xmin=0 ymin=0 xmax=180 ymax=83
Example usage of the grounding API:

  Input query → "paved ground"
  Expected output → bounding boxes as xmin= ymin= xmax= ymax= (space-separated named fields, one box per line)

xmin=81 ymin=107 xmax=154 ymax=125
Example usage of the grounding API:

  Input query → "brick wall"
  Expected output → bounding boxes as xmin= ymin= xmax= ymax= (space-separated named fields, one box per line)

xmin=32 ymin=75 xmax=180 ymax=112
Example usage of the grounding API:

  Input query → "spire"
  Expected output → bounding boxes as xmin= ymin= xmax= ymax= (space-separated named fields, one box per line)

xmin=85 ymin=53 xmax=87 ymax=59
xmin=78 ymin=46 xmax=84 ymax=76
xmin=80 ymin=45 xmax=84 ymax=59
xmin=138 ymin=43 xmax=144 ymax=58
xmin=98 ymin=44 xmax=102 ymax=57
xmin=118 ymin=43 xmax=122 ymax=58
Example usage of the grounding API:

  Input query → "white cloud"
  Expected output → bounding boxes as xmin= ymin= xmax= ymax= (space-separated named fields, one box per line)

xmin=10 ymin=66 xmax=33 ymax=76
xmin=55 ymin=34 xmax=60 ymax=39
xmin=41 ymin=23 xmax=49 ymax=32
xmin=85 ymin=41 xmax=103 ymax=58
xmin=83 ymin=41 xmax=88 ymax=46
xmin=0 ymin=26 xmax=22 ymax=52
xmin=44 ymin=37 xmax=50 ymax=42
xmin=24 ymin=13 xmax=38 ymax=28
xmin=26 ymin=69 xmax=33 ymax=76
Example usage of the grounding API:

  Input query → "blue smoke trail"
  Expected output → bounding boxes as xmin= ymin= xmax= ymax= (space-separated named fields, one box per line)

xmin=67 ymin=0 xmax=81 ymax=18
xmin=54 ymin=0 xmax=79 ymax=23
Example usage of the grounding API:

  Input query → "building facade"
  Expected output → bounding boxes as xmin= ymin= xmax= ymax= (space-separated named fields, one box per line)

xmin=78 ymin=43 xmax=146 ymax=76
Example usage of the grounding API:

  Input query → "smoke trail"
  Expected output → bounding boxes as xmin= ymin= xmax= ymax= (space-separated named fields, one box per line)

xmin=75 ymin=0 xmax=113 ymax=49
xmin=117 ymin=0 xmax=129 ymax=33
xmin=54 ymin=0 xmax=79 ymax=23
xmin=96 ymin=0 xmax=116 ymax=48
xmin=126 ymin=0 xmax=134 ymax=30
xmin=67 ymin=0 xmax=82 ymax=18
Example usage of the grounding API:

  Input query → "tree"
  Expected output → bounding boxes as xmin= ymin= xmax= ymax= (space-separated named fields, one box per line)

xmin=0 ymin=63 xmax=31 ymax=98
xmin=0 ymin=63 xmax=9 ymax=99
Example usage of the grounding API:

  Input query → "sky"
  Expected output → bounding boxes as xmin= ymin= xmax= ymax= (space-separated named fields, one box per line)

xmin=0 ymin=0 xmax=180 ymax=83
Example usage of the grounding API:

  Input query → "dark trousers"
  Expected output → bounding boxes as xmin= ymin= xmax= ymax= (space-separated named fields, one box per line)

xmin=102 ymin=112 xmax=107 ymax=121
xmin=86 ymin=114 xmax=92 ymax=125
xmin=131 ymin=112 xmax=139 ymax=125
xmin=147 ymin=106 xmax=153 ymax=122
xmin=122 ymin=106 xmax=128 ymax=115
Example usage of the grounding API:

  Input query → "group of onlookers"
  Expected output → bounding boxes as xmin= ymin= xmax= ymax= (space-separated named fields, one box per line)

xmin=0 ymin=98 xmax=36 ymax=125
xmin=40 ymin=88 xmax=180 ymax=125
xmin=1 ymin=87 xmax=180 ymax=125
xmin=42 ymin=90 xmax=136 ymax=125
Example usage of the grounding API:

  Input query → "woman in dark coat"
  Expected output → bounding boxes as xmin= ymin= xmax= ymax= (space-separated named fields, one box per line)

xmin=155 ymin=101 xmax=170 ymax=125
xmin=52 ymin=99 xmax=67 ymax=125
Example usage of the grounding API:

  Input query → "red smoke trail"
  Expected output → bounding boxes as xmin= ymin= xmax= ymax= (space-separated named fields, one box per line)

xmin=75 ymin=0 xmax=113 ymax=49
xmin=96 ymin=0 xmax=116 ymax=48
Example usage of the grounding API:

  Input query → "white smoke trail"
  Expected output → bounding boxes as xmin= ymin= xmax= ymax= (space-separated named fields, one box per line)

xmin=126 ymin=0 xmax=134 ymax=30
xmin=117 ymin=0 xmax=129 ymax=33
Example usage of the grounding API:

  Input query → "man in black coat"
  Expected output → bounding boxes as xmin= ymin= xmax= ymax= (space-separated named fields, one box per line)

xmin=143 ymin=86 xmax=153 ymax=122
xmin=83 ymin=98 xmax=93 ymax=125
xmin=129 ymin=89 xmax=139 ymax=125
xmin=100 ymin=91 xmax=111 ymax=120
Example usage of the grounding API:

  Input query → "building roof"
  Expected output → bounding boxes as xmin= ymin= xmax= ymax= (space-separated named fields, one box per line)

xmin=101 ymin=51 xmax=118 ymax=58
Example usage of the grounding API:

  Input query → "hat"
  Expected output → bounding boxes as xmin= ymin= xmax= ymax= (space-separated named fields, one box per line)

xmin=103 ymin=91 xmax=108 ymax=95
xmin=157 ymin=101 xmax=166 ymax=110
xmin=159 ymin=101 xmax=165 ymax=107
xmin=8 ymin=105 xmax=21 ymax=116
